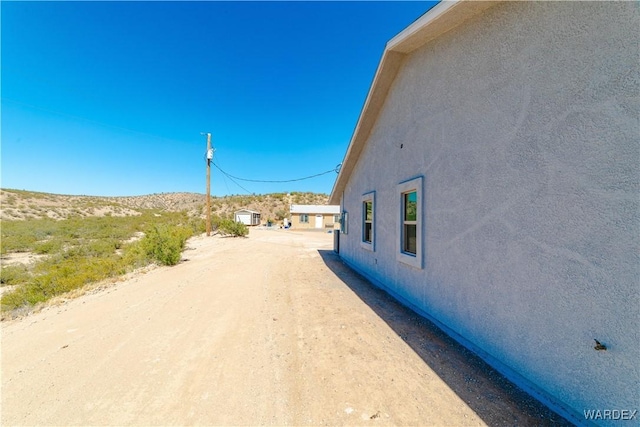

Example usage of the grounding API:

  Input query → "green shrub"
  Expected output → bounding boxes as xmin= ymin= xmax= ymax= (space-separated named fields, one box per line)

xmin=218 ymin=219 xmax=249 ymax=237
xmin=0 ymin=265 xmax=31 ymax=287
xmin=1 ymin=282 xmax=48 ymax=308
xmin=1 ymin=255 xmax=122 ymax=311
xmin=188 ymin=217 xmax=206 ymax=235
xmin=141 ymin=225 xmax=191 ymax=266
xmin=0 ymin=233 xmax=38 ymax=255
xmin=83 ymin=239 xmax=120 ymax=257
xmin=118 ymin=240 xmax=148 ymax=270
xmin=33 ymin=239 xmax=63 ymax=255
xmin=210 ymin=213 xmax=231 ymax=232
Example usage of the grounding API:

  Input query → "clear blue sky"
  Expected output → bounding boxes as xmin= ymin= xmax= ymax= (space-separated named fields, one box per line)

xmin=1 ymin=1 xmax=436 ymax=197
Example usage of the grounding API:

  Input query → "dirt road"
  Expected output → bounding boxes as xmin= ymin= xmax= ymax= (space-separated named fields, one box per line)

xmin=1 ymin=229 xmax=570 ymax=426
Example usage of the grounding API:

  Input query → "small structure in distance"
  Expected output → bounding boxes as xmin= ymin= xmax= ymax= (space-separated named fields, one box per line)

xmin=234 ymin=209 xmax=261 ymax=226
xmin=290 ymin=204 xmax=340 ymax=229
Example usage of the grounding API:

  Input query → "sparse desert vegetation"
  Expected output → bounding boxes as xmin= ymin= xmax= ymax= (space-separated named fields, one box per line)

xmin=0 ymin=211 xmax=204 ymax=313
xmin=0 ymin=188 xmax=328 ymax=314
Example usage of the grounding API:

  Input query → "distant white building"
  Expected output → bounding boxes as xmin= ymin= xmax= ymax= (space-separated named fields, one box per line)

xmin=290 ymin=204 xmax=340 ymax=229
xmin=234 ymin=209 xmax=261 ymax=226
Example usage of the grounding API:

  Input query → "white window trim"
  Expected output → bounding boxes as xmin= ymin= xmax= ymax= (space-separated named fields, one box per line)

xmin=360 ymin=191 xmax=375 ymax=251
xmin=397 ymin=177 xmax=423 ymax=269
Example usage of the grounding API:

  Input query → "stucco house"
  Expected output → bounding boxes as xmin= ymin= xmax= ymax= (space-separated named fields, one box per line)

xmin=289 ymin=204 xmax=340 ymax=229
xmin=330 ymin=1 xmax=638 ymax=425
xmin=234 ymin=209 xmax=261 ymax=226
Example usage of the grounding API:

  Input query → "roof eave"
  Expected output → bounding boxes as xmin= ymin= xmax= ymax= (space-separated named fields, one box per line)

xmin=329 ymin=0 xmax=499 ymax=205
xmin=329 ymin=49 xmax=405 ymax=204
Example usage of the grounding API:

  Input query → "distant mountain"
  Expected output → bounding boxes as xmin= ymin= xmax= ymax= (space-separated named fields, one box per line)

xmin=0 ymin=189 xmax=329 ymax=223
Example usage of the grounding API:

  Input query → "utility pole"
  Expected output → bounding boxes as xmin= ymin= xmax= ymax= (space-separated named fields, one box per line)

xmin=204 ymin=132 xmax=213 ymax=236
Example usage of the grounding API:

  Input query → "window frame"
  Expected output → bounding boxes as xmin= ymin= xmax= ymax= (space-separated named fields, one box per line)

xmin=397 ymin=177 xmax=423 ymax=268
xmin=300 ymin=213 xmax=309 ymax=223
xmin=361 ymin=191 xmax=375 ymax=251
xmin=402 ymin=191 xmax=417 ymax=254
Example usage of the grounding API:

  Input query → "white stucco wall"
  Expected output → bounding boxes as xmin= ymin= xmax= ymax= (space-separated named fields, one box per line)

xmin=339 ymin=2 xmax=639 ymax=424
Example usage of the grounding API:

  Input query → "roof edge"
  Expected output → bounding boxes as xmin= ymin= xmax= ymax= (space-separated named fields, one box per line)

xmin=329 ymin=49 xmax=405 ymax=203
xmin=387 ymin=1 xmax=498 ymax=54
xmin=329 ymin=0 xmax=499 ymax=205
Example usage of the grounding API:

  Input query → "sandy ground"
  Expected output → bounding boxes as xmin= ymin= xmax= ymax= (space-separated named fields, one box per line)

xmin=0 ymin=252 xmax=46 ymax=268
xmin=1 ymin=229 xmax=570 ymax=426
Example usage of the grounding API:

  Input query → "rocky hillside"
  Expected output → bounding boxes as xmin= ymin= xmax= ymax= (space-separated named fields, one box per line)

xmin=0 ymin=189 xmax=329 ymax=223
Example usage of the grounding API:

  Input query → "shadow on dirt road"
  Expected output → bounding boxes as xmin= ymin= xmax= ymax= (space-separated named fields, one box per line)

xmin=318 ymin=249 xmax=574 ymax=427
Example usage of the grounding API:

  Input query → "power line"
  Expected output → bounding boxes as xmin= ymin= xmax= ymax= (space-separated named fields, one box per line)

xmin=216 ymin=161 xmax=233 ymax=195
xmin=212 ymin=162 xmax=341 ymax=183
xmin=212 ymin=163 xmax=253 ymax=194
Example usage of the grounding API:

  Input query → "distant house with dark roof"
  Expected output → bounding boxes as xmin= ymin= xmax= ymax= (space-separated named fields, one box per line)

xmin=329 ymin=1 xmax=639 ymax=424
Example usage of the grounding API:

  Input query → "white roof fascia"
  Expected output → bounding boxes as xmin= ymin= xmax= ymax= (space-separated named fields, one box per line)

xmin=329 ymin=0 xmax=499 ymax=205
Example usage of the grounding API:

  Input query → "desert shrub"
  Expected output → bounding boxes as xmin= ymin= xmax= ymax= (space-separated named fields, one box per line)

xmin=210 ymin=213 xmax=233 ymax=232
xmin=61 ymin=239 xmax=119 ymax=259
xmin=119 ymin=239 xmax=150 ymax=270
xmin=141 ymin=225 xmax=191 ymax=266
xmin=33 ymin=239 xmax=63 ymax=255
xmin=1 ymin=255 xmax=123 ymax=310
xmin=210 ymin=214 xmax=221 ymax=231
xmin=188 ymin=217 xmax=206 ymax=235
xmin=218 ymin=219 xmax=248 ymax=237
xmin=0 ymin=265 xmax=31 ymax=287
xmin=0 ymin=233 xmax=37 ymax=255
xmin=1 ymin=281 xmax=48 ymax=308
xmin=0 ymin=219 xmax=55 ymax=254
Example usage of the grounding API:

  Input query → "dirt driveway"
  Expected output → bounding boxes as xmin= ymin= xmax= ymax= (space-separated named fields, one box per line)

xmin=1 ymin=229 xmax=570 ymax=426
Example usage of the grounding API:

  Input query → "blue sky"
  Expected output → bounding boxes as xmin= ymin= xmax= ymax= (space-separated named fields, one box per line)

xmin=1 ymin=1 xmax=436 ymax=197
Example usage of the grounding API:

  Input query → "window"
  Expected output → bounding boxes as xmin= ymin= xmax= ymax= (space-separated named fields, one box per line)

xmin=397 ymin=177 xmax=423 ymax=268
xmin=403 ymin=191 xmax=417 ymax=254
xmin=300 ymin=214 xmax=309 ymax=223
xmin=363 ymin=201 xmax=373 ymax=242
xmin=334 ymin=214 xmax=341 ymax=224
xmin=361 ymin=192 xmax=375 ymax=250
